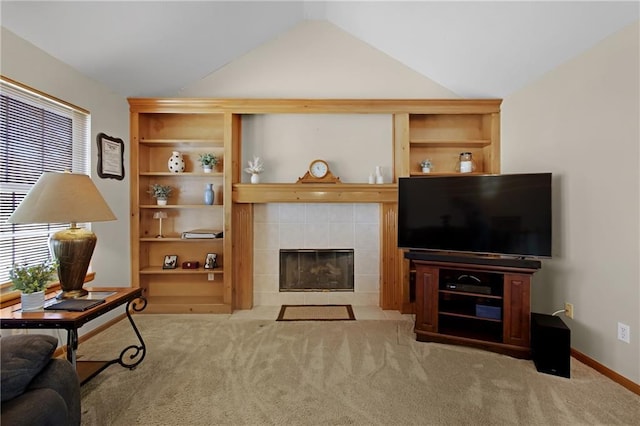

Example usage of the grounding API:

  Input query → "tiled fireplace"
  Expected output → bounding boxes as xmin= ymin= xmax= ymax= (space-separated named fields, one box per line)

xmin=253 ymin=203 xmax=380 ymax=306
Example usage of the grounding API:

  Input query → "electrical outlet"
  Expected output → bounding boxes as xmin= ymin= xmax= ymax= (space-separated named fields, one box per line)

xmin=564 ymin=302 xmax=574 ymax=319
xmin=618 ymin=322 xmax=630 ymax=343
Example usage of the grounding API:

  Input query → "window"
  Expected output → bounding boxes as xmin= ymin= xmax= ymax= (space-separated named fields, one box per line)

xmin=0 ymin=77 xmax=90 ymax=283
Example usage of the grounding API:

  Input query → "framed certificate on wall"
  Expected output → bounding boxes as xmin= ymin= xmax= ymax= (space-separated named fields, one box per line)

xmin=97 ymin=132 xmax=125 ymax=180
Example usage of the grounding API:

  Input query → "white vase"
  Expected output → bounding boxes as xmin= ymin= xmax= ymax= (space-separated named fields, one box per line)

xmin=203 ymin=165 xmax=212 ymax=173
xmin=422 ymin=167 xmax=431 ymax=173
xmin=250 ymin=173 xmax=260 ymax=184
xmin=375 ymin=166 xmax=384 ymax=184
xmin=157 ymin=198 xmax=167 ymax=206
xmin=21 ymin=290 xmax=45 ymax=312
xmin=168 ymin=151 xmax=185 ymax=173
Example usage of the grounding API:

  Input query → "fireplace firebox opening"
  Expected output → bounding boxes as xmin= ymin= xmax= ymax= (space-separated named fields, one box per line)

xmin=279 ymin=249 xmax=355 ymax=292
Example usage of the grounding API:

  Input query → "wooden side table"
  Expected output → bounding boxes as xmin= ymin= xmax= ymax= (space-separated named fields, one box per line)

xmin=1 ymin=287 xmax=147 ymax=384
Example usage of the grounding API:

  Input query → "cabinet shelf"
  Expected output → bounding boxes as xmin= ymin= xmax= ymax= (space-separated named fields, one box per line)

xmin=437 ymin=325 xmax=503 ymax=344
xmin=439 ymin=311 xmax=502 ymax=323
xmin=140 ymin=172 xmax=224 ymax=177
xmin=410 ymin=138 xmax=491 ymax=147
xmin=140 ymin=204 xmax=222 ymax=209
xmin=139 ymin=237 xmax=224 ymax=242
xmin=140 ymin=266 xmax=224 ymax=275
xmin=439 ymin=289 xmax=502 ymax=300
xmin=139 ymin=138 xmax=224 ymax=146
xmin=409 ymin=172 xmax=488 ymax=177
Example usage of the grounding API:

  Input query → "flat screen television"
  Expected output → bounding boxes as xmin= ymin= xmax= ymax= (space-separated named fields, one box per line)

xmin=398 ymin=173 xmax=552 ymax=258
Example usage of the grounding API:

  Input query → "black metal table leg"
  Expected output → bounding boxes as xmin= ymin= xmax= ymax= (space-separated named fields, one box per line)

xmin=66 ymin=328 xmax=78 ymax=367
xmin=117 ymin=296 xmax=147 ymax=369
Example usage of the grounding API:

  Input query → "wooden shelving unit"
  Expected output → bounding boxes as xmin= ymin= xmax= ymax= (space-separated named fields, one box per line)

xmin=407 ymin=112 xmax=500 ymax=176
xmin=128 ymin=98 xmax=501 ymax=315
xmin=129 ymin=102 xmax=232 ymax=313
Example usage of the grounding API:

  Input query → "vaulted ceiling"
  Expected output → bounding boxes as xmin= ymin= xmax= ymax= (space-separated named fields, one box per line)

xmin=1 ymin=1 xmax=638 ymax=98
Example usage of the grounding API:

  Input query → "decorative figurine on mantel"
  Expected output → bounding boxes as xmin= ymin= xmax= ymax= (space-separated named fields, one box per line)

xmin=244 ymin=156 xmax=264 ymax=184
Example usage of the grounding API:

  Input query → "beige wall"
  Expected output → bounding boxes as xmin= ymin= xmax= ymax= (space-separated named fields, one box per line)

xmin=180 ymin=21 xmax=456 ymax=99
xmin=1 ymin=28 xmax=131 ymax=334
xmin=503 ymin=21 xmax=640 ymax=383
xmin=1 ymin=28 xmax=131 ymax=288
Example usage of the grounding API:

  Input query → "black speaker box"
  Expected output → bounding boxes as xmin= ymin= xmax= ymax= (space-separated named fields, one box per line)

xmin=531 ymin=313 xmax=571 ymax=378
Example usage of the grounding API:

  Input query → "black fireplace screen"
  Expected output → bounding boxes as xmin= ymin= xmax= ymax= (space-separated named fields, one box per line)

xmin=279 ymin=249 xmax=355 ymax=292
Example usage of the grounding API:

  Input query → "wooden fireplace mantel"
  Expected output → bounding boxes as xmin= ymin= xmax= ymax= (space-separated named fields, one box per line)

xmin=233 ymin=183 xmax=398 ymax=204
xmin=231 ymin=184 xmax=401 ymax=311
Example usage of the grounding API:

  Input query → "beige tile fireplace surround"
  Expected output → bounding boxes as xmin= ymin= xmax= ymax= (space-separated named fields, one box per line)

xmin=253 ymin=203 xmax=380 ymax=306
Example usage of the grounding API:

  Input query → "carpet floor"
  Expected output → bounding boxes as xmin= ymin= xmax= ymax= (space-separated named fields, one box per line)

xmin=78 ymin=315 xmax=640 ymax=425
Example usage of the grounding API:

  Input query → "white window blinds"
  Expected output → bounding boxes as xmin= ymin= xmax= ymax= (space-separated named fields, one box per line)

xmin=0 ymin=78 xmax=90 ymax=283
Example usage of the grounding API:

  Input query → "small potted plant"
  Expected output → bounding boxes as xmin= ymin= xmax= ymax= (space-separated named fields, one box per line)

xmin=420 ymin=159 xmax=433 ymax=173
xmin=244 ymin=156 xmax=264 ymax=184
xmin=198 ymin=153 xmax=219 ymax=173
xmin=148 ymin=184 xmax=173 ymax=205
xmin=10 ymin=260 xmax=58 ymax=311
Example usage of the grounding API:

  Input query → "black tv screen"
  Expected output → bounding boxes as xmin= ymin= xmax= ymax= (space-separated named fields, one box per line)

xmin=398 ymin=173 xmax=552 ymax=258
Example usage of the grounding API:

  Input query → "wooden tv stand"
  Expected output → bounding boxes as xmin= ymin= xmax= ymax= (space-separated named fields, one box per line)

xmin=406 ymin=252 xmax=541 ymax=359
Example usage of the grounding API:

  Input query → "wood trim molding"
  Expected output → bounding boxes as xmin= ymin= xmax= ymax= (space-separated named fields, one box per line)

xmin=1 ymin=75 xmax=90 ymax=115
xmin=571 ymin=348 xmax=640 ymax=396
xmin=233 ymin=183 xmax=397 ymax=204
xmin=128 ymin=98 xmax=502 ymax=114
xmin=233 ymin=204 xmax=253 ymax=309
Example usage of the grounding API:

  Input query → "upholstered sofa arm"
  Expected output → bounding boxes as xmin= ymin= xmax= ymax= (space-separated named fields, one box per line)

xmin=1 ymin=335 xmax=80 ymax=426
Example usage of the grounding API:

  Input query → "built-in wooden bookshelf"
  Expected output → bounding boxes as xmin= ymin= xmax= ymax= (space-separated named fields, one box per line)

xmin=129 ymin=98 xmax=501 ymax=314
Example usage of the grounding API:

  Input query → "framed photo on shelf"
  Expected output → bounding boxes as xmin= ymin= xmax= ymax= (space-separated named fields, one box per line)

xmin=97 ymin=132 xmax=125 ymax=180
xmin=204 ymin=253 xmax=218 ymax=269
xmin=163 ymin=255 xmax=178 ymax=269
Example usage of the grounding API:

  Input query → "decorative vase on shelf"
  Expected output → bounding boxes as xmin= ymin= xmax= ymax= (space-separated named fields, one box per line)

xmin=375 ymin=166 xmax=383 ymax=184
xmin=203 ymin=165 xmax=212 ymax=173
xmin=204 ymin=184 xmax=214 ymax=205
xmin=456 ymin=152 xmax=475 ymax=174
xmin=422 ymin=167 xmax=431 ymax=173
xmin=21 ymin=290 xmax=45 ymax=312
xmin=168 ymin=151 xmax=185 ymax=173
xmin=156 ymin=198 xmax=167 ymax=206
xmin=250 ymin=173 xmax=260 ymax=184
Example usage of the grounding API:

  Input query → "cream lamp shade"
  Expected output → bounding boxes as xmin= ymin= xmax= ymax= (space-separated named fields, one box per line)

xmin=7 ymin=172 xmax=116 ymax=299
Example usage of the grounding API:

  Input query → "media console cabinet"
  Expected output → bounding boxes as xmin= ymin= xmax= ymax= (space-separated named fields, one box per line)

xmin=406 ymin=251 xmax=541 ymax=358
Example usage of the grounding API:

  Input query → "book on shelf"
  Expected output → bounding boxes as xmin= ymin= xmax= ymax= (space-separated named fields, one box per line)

xmin=181 ymin=229 xmax=223 ymax=239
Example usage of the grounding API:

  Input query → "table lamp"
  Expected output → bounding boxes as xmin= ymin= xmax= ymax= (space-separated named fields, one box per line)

xmin=7 ymin=172 xmax=116 ymax=299
xmin=153 ymin=211 xmax=167 ymax=238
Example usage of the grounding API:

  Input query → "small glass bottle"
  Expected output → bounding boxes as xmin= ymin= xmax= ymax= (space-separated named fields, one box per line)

xmin=457 ymin=152 xmax=475 ymax=173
